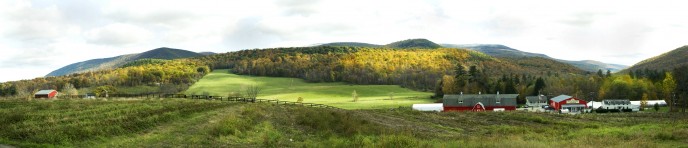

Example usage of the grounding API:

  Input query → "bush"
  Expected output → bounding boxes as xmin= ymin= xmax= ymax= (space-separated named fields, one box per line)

xmin=376 ymin=134 xmax=419 ymax=148
xmin=210 ymin=115 xmax=253 ymax=136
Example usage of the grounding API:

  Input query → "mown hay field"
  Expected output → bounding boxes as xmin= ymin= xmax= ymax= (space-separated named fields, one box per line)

xmin=185 ymin=69 xmax=434 ymax=109
xmin=1 ymin=99 xmax=687 ymax=147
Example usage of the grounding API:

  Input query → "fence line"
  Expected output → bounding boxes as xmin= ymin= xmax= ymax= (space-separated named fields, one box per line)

xmin=78 ymin=93 xmax=340 ymax=109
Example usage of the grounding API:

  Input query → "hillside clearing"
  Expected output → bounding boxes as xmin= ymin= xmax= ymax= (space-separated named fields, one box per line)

xmin=185 ymin=69 xmax=434 ymax=109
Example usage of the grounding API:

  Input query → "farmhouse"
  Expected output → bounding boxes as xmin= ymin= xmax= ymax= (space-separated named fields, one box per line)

xmin=525 ymin=95 xmax=548 ymax=108
xmin=34 ymin=90 xmax=58 ymax=99
xmin=443 ymin=92 xmax=518 ymax=111
xmin=549 ymin=95 xmax=587 ymax=112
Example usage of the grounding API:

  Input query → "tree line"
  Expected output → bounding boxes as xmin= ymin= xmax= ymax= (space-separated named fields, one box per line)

xmin=198 ymin=46 xmax=586 ymax=93
xmin=2 ymin=45 xmax=686 ymax=112
xmin=0 ymin=59 xmax=209 ymax=98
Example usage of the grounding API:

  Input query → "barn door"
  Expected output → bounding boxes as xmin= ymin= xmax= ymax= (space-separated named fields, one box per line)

xmin=472 ymin=102 xmax=485 ymax=111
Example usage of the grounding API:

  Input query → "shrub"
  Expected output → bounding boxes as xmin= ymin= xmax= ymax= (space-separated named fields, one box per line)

xmin=210 ymin=115 xmax=253 ymax=136
xmin=376 ymin=134 xmax=419 ymax=148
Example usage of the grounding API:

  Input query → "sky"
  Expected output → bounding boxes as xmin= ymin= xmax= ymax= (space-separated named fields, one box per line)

xmin=1 ymin=0 xmax=687 ymax=82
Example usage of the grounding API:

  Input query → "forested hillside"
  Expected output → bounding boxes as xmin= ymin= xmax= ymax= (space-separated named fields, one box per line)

xmin=318 ymin=38 xmax=441 ymax=49
xmin=0 ymin=59 xmax=209 ymax=97
xmin=442 ymin=44 xmax=549 ymax=58
xmin=384 ymin=38 xmax=442 ymax=49
xmin=623 ymin=45 xmax=688 ymax=72
xmin=198 ymin=46 xmax=586 ymax=101
xmin=46 ymin=47 xmax=204 ymax=76
xmin=3 ymin=44 xmax=686 ymax=108
xmin=318 ymin=42 xmax=382 ymax=47
xmin=444 ymin=44 xmax=628 ymax=72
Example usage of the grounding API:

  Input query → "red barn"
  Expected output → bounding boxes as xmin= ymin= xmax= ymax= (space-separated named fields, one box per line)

xmin=443 ymin=93 xmax=518 ymax=112
xmin=549 ymin=95 xmax=587 ymax=112
xmin=34 ymin=90 xmax=58 ymax=99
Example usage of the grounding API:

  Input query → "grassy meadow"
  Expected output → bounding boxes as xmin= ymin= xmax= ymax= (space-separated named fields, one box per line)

xmin=185 ymin=69 xmax=434 ymax=109
xmin=1 ymin=99 xmax=687 ymax=147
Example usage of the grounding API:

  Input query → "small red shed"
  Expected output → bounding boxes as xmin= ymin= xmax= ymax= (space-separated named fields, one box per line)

xmin=34 ymin=90 xmax=58 ymax=99
xmin=549 ymin=95 xmax=587 ymax=112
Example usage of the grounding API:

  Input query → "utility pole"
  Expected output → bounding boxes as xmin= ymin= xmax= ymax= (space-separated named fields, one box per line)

xmin=589 ymin=92 xmax=595 ymax=109
xmin=672 ymin=93 xmax=676 ymax=112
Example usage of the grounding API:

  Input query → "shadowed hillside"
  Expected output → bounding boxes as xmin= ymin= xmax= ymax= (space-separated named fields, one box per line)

xmin=622 ymin=45 xmax=688 ymax=73
xmin=318 ymin=42 xmax=382 ymax=47
xmin=444 ymin=44 xmax=627 ymax=72
xmin=318 ymin=38 xmax=441 ymax=49
xmin=46 ymin=47 xmax=204 ymax=76
xmin=384 ymin=39 xmax=442 ymax=49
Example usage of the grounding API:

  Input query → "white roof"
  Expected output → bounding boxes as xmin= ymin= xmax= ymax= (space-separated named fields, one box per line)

xmin=630 ymin=100 xmax=667 ymax=106
xmin=551 ymin=95 xmax=572 ymax=102
xmin=35 ymin=90 xmax=56 ymax=95
xmin=588 ymin=100 xmax=666 ymax=107
xmin=412 ymin=103 xmax=443 ymax=112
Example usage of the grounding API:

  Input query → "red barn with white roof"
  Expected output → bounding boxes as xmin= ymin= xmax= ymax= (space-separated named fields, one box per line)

xmin=549 ymin=95 xmax=587 ymax=112
xmin=34 ymin=90 xmax=58 ymax=99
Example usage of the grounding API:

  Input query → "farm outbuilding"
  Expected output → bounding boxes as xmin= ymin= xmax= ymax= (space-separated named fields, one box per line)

xmin=34 ymin=90 xmax=58 ymax=99
xmin=443 ymin=92 xmax=518 ymax=112
xmin=525 ymin=95 xmax=548 ymax=108
xmin=549 ymin=95 xmax=587 ymax=112
xmin=630 ymin=100 xmax=667 ymax=107
xmin=594 ymin=99 xmax=640 ymax=112
xmin=412 ymin=103 xmax=443 ymax=112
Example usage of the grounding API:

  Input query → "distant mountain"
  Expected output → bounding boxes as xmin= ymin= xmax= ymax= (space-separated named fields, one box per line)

xmin=559 ymin=60 xmax=628 ymax=73
xmin=622 ymin=45 xmax=688 ymax=72
xmin=442 ymin=44 xmax=550 ymax=58
xmin=318 ymin=42 xmax=382 ymax=47
xmin=317 ymin=40 xmax=626 ymax=72
xmin=443 ymin=44 xmax=627 ymax=72
xmin=318 ymin=38 xmax=441 ymax=49
xmin=46 ymin=47 xmax=204 ymax=76
xmin=199 ymin=52 xmax=217 ymax=56
xmin=384 ymin=39 xmax=441 ymax=49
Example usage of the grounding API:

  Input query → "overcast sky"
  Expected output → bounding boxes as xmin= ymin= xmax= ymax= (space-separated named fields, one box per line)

xmin=1 ymin=0 xmax=687 ymax=82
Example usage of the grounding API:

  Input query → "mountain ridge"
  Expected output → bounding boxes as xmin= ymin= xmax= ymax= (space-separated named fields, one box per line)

xmin=442 ymin=44 xmax=626 ymax=72
xmin=621 ymin=45 xmax=688 ymax=73
xmin=46 ymin=47 xmax=204 ymax=76
xmin=317 ymin=40 xmax=626 ymax=72
xmin=318 ymin=38 xmax=441 ymax=49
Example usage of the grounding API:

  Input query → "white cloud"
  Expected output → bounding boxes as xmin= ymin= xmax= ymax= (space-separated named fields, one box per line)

xmin=0 ymin=0 xmax=67 ymax=44
xmin=2 ymin=0 xmax=688 ymax=82
xmin=85 ymin=23 xmax=153 ymax=46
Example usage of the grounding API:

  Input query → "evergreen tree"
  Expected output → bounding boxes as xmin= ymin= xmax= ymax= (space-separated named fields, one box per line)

xmin=673 ymin=65 xmax=688 ymax=112
xmin=606 ymin=70 xmax=612 ymax=78
xmin=533 ymin=77 xmax=546 ymax=96
xmin=469 ymin=65 xmax=478 ymax=82
xmin=505 ymin=77 xmax=517 ymax=94
xmin=597 ymin=69 xmax=604 ymax=78
xmin=454 ymin=64 xmax=469 ymax=87
xmin=433 ymin=79 xmax=444 ymax=98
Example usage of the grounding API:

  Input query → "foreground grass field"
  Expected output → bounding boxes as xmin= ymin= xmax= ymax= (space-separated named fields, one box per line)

xmin=1 ymin=99 xmax=687 ymax=147
xmin=185 ymin=69 xmax=434 ymax=109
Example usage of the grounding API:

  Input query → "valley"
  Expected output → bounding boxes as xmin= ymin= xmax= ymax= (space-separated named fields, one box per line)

xmin=1 ymin=39 xmax=688 ymax=147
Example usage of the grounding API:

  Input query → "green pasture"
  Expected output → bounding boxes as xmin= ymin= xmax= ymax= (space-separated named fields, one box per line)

xmin=1 ymin=99 xmax=686 ymax=147
xmin=185 ymin=69 xmax=434 ymax=109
